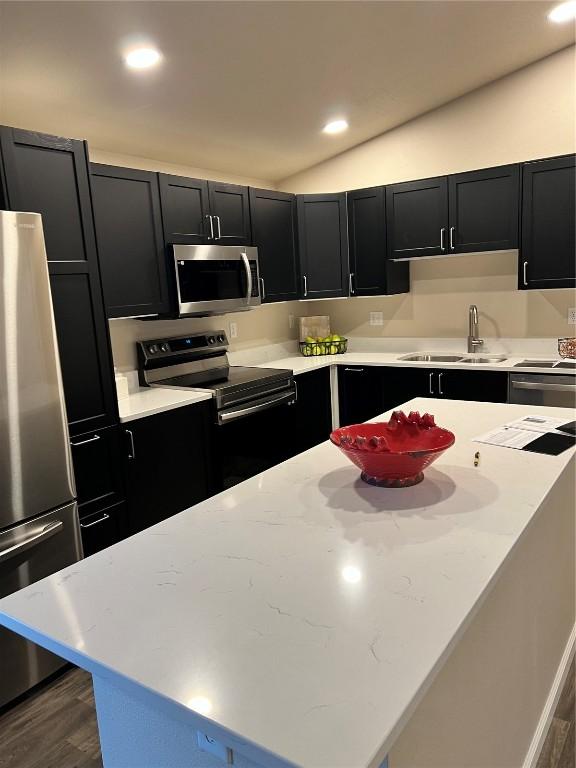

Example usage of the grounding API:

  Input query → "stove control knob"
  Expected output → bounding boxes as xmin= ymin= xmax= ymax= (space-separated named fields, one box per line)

xmin=207 ymin=336 xmax=216 ymax=344
xmin=217 ymin=334 xmax=225 ymax=344
xmin=148 ymin=344 xmax=158 ymax=354
xmin=160 ymin=343 xmax=170 ymax=353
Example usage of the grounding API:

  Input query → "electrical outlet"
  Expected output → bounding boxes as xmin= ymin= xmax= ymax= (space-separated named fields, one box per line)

xmin=288 ymin=314 xmax=295 ymax=329
xmin=568 ymin=308 xmax=576 ymax=325
xmin=197 ymin=731 xmax=233 ymax=764
xmin=229 ymin=321 xmax=238 ymax=339
xmin=369 ymin=312 xmax=383 ymax=327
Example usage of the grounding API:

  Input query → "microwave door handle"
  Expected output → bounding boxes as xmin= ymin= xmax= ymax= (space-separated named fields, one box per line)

xmin=240 ymin=251 xmax=252 ymax=304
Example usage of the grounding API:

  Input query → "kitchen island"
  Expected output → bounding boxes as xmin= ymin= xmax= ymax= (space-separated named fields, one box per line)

xmin=0 ymin=398 xmax=574 ymax=768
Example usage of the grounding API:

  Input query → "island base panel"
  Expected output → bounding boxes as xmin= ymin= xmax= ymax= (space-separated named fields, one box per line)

xmin=389 ymin=460 xmax=575 ymax=768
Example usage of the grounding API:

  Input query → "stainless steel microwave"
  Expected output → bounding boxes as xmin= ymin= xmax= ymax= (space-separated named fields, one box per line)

xmin=172 ymin=244 xmax=261 ymax=317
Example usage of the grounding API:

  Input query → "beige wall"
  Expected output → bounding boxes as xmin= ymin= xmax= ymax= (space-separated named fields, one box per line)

xmin=277 ymin=47 xmax=576 ymax=341
xmin=89 ymin=149 xmax=273 ymax=189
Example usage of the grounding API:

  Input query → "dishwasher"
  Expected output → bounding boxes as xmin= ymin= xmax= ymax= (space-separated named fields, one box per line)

xmin=508 ymin=374 xmax=576 ymax=409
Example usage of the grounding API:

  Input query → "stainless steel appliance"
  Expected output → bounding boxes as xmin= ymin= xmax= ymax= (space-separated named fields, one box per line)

xmin=138 ymin=332 xmax=296 ymax=488
xmin=0 ymin=210 xmax=81 ymax=707
xmin=172 ymin=244 xmax=261 ymax=317
xmin=509 ymin=373 xmax=576 ymax=409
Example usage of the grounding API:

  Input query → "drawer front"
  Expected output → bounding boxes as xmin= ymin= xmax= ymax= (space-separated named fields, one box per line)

xmin=70 ymin=425 xmax=125 ymax=516
xmin=80 ymin=502 xmax=127 ymax=557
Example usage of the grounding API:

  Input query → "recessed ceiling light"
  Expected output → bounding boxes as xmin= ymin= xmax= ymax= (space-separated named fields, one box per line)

xmin=323 ymin=119 xmax=349 ymax=135
xmin=548 ymin=1 xmax=576 ymax=22
xmin=124 ymin=47 xmax=162 ymax=70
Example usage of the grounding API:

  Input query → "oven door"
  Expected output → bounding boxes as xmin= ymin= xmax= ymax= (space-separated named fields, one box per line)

xmin=173 ymin=244 xmax=261 ymax=316
xmin=215 ymin=388 xmax=297 ymax=490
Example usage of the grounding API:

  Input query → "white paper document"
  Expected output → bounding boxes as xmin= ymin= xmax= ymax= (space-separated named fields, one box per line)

xmin=473 ymin=427 xmax=540 ymax=450
xmin=504 ymin=415 xmax=572 ymax=434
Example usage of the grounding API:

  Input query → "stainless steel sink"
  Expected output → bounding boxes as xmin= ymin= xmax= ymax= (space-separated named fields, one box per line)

xmin=460 ymin=356 xmax=507 ymax=364
xmin=399 ymin=353 xmax=465 ymax=362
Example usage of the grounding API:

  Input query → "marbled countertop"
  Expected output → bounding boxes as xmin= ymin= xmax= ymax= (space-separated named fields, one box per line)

xmin=1 ymin=399 xmax=574 ymax=768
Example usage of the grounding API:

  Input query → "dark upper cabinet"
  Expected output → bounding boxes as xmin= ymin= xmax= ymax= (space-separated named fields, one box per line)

xmin=347 ymin=186 xmax=409 ymax=296
xmin=158 ymin=174 xmax=210 ymax=245
xmin=49 ymin=272 xmax=118 ymax=435
xmin=207 ymin=181 xmax=252 ymax=245
xmin=249 ymin=188 xmax=299 ymax=302
xmin=386 ymin=176 xmax=448 ymax=260
xmin=520 ymin=155 xmax=575 ymax=290
xmin=0 ymin=126 xmax=118 ymax=436
xmin=0 ymin=127 xmax=96 ymax=264
xmin=448 ymin=164 xmax=519 ymax=253
xmin=91 ymin=164 xmax=170 ymax=318
xmin=297 ymin=193 xmax=349 ymax=299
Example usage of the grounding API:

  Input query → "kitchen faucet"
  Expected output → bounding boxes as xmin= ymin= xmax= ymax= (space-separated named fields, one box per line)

xmin=467 ymin=304 xmax=484 ymax=353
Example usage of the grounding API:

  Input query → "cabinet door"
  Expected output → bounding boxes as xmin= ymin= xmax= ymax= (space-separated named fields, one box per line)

xmin=520 ymin=155 xmax=575 ymax=290
xmin=386 ymin=177 xmax=448 ymax=260
xmin=249 ymin=188 xmax=299 ymax=302
xmin=79 ymin=502 xmax=127 ymax=558
xmin=338 ymin=366 xmax=385 ymax=426
xmin=91 ymin=164 xmax=170 ymax=318
xmin=158 ymin=174 xmax=210 ymax=245
xmin=0 ymin=127 xmax=96 ymax=264
xmin=290 ymin=368 xmax=332 ymax=453
xmin=124 ymin=403 xmax=213 ymax=534
xmin=297 ymin=193 xmax=349 ymax=299
xmin=208 ymin=181 xmax=252 ymax=245
xmin=70 ymin=425 xmax=125 ymax=518
xmin=49 ymin=272 xmax=118 ymax=435
xmin=347 ymin=186 xmax=409 ymax=296
xmin=380 ymin=367 xmax=436 ymax=413
xmin=448 ymin=164 xmax=519 ymax=254
xmin=435 ymin=369 xmax=508 ymax=403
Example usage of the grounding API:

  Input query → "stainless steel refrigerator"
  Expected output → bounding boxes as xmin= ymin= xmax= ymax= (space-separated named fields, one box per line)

xmin=0 ymin=210 xmax=82 ymax=707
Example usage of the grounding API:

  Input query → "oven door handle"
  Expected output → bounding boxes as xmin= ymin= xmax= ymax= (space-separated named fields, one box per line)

xmin=240 ymin=251 xmax=252 ymax=305
xmin=511 ymin=380 xmax=576 ymax=393
xmin=218 ymin=390 xmax=295 ymax=424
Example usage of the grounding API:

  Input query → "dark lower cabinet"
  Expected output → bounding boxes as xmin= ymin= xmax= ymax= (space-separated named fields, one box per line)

xmin=520 ymin=154 xmax=575 ymax=289
xmin=249 ymin=188 xmax=299 ymax=302
xmin=290 ymin=368 xmax=333 ymax=453
xmin=297 ymin=193 xmax=349 ymax=299
xmin=80 ymin=502 xmax=128 ymax=558
xmin=124 ymin=403 xmax=214 ymax=534
xmin=380 ymin=367 xmax=434 ymax=413
xmin=347 ymin=186 xmax=409 ymax=296
xmin=91 ymin=164 xmax=170 ymax=318
xmin=338 ymin=365 xmax=385 ymax=426
xmin=70 ymin=425 xmax=125 ymax=519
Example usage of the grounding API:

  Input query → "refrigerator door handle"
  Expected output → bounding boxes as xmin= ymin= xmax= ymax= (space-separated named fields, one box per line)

xmin=0 ymin=521 xmax=63 ymax=565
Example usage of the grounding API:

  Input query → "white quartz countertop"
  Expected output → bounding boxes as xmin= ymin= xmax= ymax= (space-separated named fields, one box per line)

xmin=1 ymin=399 xmax=575 ymax=768
xmin=117 ymin=386 xmax=213 ymax=423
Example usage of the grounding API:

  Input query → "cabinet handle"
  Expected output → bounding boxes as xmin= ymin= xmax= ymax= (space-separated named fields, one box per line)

xmin=429 ymin=372 xmax=434 ymax=395
xmin=349 ymin=273 xmax=355 ymax=295
xmin=215 ymin=215 xmax=222 ymax=239
xmin=260 ymin=277 xmax=266 ymax=300
xmin=303 ymin=275 xmax=308 ymax=297
xmin=345 ymin=367 xmax=364 ymax=372
xmin=523 ymin=261 xmax=528 ymax=286
xmin=440 ymin=228 xmax=446 ymax=252
xmin=80 ymin=513 xmax=110 ymax=530
xmin=70 ymin=435 xmax=101 ymax=447
xmin=206 ymin=215 xmax=214 ymax=240
xmin=449 ymin=226 xmax=455 ymax=250
xmin=126 ymin=429 xmax=136 ymax=460
xmin=438 ymin=372 xmax=444 ymax=395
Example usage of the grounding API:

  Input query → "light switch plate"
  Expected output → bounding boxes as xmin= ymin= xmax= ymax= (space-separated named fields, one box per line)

xmin=197 ymin=731 xmax=233 ymax=764
xmin=229 ymin=321 xmax=238 ymax=339
xmin=289 ymin=314 xmax=295 ymax=329
xmin=568 ymin=308 xmax=576 ymax=325
xmin=369 ymin=312 xmax=384 ymax=326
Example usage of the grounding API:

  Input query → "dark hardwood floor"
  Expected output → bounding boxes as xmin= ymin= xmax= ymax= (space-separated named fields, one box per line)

xmin=0 ymin=659 xmax=574 ymax=768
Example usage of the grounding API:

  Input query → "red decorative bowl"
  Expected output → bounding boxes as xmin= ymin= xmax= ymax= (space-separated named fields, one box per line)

xmin=330 ymin=411 xmax=455 ymax=487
